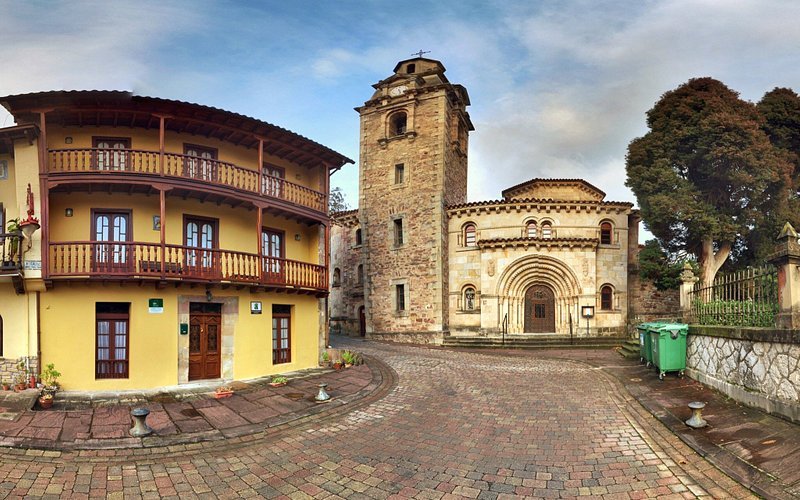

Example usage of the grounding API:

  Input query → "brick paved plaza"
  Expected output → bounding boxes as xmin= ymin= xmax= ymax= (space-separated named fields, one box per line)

xmin=0 ymin=341 xmax=758 ymax=498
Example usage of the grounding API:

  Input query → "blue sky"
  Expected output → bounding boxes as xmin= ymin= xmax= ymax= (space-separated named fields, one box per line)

xmin=2 ymin=0 xmax=800 ymax=241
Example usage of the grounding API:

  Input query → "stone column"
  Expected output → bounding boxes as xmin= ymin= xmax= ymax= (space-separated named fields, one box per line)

xmin=679 ymin=263 xmax=698 ymax=323
xmin=768 ymin=222 xmax=800 ymax=329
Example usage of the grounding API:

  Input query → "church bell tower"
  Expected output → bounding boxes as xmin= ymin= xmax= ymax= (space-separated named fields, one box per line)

xmin=355 ymin=57 xmax=473 ymax=341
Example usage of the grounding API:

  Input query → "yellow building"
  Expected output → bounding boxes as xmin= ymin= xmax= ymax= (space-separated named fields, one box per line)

xmin=0 ymin=91 xmax=351 ymax=390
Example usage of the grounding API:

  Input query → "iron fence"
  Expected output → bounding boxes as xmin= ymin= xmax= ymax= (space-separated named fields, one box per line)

xmin=689 ymin=265 xmax=778 ymax=327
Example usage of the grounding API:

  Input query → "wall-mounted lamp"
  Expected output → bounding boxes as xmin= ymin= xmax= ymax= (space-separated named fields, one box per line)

xmin=65 ymin=208 xmax=74 ymax=217
xmin=19 ymin=183 xmax=40 ymax=251
xmin=294 ymin=234 xmax=301 ymax=241
xmin=64 ymin=137 xmax=73 ymax=144
xmin=205 ymin=290 xmax=213 ymax=302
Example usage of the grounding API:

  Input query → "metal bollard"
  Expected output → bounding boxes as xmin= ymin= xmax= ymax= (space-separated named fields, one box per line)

xmin=130 ymin=407 xmax=154 ymax=437
xmin=315 ymin=383 xmax=331 ymax=402
xmin=685 ymin=401 xmax=707 ymax=428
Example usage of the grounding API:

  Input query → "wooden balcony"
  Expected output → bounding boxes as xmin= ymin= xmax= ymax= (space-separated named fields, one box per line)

xmin=48 ymin=241 xmax=328 ymax=293
xmin=0 ymin=233 xmax=22 ymax=272
xmin=48 ymin=148 xmax=328 ymax=215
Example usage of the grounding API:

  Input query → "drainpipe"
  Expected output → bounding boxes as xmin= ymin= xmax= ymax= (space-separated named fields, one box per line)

xmin=36 ymin=291 xmax=41 ymax=377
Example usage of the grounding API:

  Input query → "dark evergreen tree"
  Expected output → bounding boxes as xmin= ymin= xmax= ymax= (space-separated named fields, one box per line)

xmin=626 ymin=78 xmax=793 ymax=286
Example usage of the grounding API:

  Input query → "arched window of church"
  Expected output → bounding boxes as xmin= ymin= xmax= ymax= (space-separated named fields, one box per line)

xmin=357 ymin=264 xmax=364 ymax=284
xmin=541 ymin=221 xmax=552 ymax=239
xmin=600 ymin=222 xmax=613 ymax=245
xmin=355 ymin=228 xmax=362 ymax=246
xmin=463 ymin=223 xmax=477 ymax=246
xmin=464 ymin=287 xmax=476 ymax=311
xmin=333 ymin=268 xmax=341 ymax=287
xmin=526 ymin=221 xmax=538 ymax=238
xmin=389 ymin=112 xmax=407 ymax=136
xmin=600 ymin=285 xmax=613 ymax=310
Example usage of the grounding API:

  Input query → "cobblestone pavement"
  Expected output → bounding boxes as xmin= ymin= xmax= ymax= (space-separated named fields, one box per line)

xmin=0 ymin=340 xmax=757 ymax=499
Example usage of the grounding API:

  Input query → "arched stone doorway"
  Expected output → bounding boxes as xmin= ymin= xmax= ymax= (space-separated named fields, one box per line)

xmin=524 ymin=285 xmax=555 ymax=333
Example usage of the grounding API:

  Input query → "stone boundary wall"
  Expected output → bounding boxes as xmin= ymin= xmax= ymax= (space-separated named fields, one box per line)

xmin=686 ymin=326 xmax=800 ymax=423
xmin=627 ymin=271 xmax=680 ymax=336
xmin=0 ymin=356 xmax=38 ymax=387
xmin=368 ymin=331 xmax=444 ymax=345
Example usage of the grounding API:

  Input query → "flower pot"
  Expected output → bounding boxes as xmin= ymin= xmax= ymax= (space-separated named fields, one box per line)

xmin=2 ymin=385 xmax=9 ymax=391
xmin=332 ymin=362 xmax=343 ymax=370
xmin=268 ymin=382 xmax=287 ymax=387
xmin=38 ymin=397 xmax=53 ymax=409
xmin=214 ymin=390 xmax=233 ymax=399
xmin=14 ymin=384 xmax=27 ymax=392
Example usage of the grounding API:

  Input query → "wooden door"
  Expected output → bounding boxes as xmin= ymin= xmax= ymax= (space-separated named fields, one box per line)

xmin=185 ymin=216 xmax=219 ymax=278
xmin=94 ymin=137 xmax=130 ymax=171
xmin=188 ymin=303 xmax=222 ymax=380
xmin=262 ymin=228 xmax=284 ymax=283
xmin=358 ymin=306 xmax=366 ymax=337
xmin=92 ymin=211 xmax=132 ymax=273
xmin=524 ymin=285 xmax=556 ymax=333
xmin=184 ymin=144 xmax=218 ymax=182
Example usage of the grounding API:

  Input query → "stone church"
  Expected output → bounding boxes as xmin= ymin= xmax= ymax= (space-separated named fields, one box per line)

xmin=329 ymin=57 xmax=640 ymax=343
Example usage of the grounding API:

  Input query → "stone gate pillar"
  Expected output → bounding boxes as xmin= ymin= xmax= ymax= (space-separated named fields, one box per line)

xmin=768 ymin=222 xmax=800 ymax=330
xmin=679 ymin=263 xmax=698 ymax=323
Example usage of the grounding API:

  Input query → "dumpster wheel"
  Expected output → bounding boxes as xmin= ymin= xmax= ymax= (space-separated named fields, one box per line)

xmin=658 ymin=372 xmax=664 ymax=381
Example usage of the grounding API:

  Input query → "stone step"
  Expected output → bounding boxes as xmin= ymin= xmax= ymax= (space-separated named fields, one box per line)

xmin=618 ymin=340 xmax=642 ymax=359
xmin=442 ymin=335 xmax=628 ymax=349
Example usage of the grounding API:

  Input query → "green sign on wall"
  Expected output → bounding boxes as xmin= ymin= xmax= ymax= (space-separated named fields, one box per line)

xmin=148 ymin=298 xmax=164 ymax=314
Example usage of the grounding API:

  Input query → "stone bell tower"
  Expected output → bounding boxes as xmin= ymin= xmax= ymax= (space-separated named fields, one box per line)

xmin=355 ymin=57 xmax=473 ymax=342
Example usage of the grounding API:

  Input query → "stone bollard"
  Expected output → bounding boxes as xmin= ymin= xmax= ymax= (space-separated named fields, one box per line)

xmin=685 ymin=401 xmax=707 ymax=428
xmin=130 ymin=407 xmax=154 ymax=437
xmin=315 ymin=383 xmax=331 ymax=402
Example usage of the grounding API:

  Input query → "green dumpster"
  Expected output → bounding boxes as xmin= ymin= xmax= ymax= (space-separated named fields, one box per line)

xmin=649 ymin=323 xmax=688 ymax=380
xmin=636 ymin=322 xmax=659 ymax=366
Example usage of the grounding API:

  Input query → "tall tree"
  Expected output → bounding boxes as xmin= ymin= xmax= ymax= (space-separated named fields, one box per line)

xmin=626 ymin=78 xmax=793 ymax=287
xmin=329 ymin=186 xmax=350 ymax=213
xmin=759 ymin=87 xmax=800 ymax=184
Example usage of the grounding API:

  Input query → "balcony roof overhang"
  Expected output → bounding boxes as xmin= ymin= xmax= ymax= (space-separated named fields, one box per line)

xmin=0 ymin=124 xmax=39 ymax=155
xmin=0 ymin=91 xmax=354 ymax=170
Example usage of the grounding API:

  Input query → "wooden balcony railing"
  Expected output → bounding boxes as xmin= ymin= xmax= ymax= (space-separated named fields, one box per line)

xmin=1 ymin=232 xmax=23 ymax=272
xmin=48 ymin=241 xmax=328 ymax=291
xmin=48 ymin=148 xmax=328 ymax=213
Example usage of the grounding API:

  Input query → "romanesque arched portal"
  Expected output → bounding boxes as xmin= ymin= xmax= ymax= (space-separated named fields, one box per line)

xmin=496 ymin=255 xmax=582 ymax=334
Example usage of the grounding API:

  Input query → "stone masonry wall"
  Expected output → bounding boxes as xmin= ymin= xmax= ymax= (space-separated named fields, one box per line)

xmin=0 ymin=356 xmax=38 ymax=387
xmin=627 ymin=270 xmax=681 ymax=335
xmin=686 ymin=329 xmax=800 ymax=423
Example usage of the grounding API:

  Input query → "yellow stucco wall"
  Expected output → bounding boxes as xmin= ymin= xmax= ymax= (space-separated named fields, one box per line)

xmin=0 ymin=288 xmax=37 ymax=359
xmin=39 ymin=284 xmax=320 ymax=390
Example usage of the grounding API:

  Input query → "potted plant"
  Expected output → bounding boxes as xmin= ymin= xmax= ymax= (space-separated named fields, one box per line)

xmin=341 ymin=350 xmax=354 ymax=368
xmin=38 ymin=393 xmax=54 ymax=410
xmin=14 ymin=371 xmax=28 ymax=391
xmin=320 ymin=350 xmax=330 ymax=367
xmin=13 ymin=361 xmax=28 ymax=391
xmin=214 ymin=385 xmax=234 ymax=398
xmin=268 ymin=376 xmax=288 ymax=387
xmin=4 ymin=218 xmax=20 ymax=265
xmin=40 ymin=363 xmax=61 ymax=396
xmin=1 ymin=380 xmax=9 ymax=391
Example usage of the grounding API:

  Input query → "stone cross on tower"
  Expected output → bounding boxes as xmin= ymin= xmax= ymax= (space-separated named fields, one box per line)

xmin=412 ymin=50 xmax=430 ymax=58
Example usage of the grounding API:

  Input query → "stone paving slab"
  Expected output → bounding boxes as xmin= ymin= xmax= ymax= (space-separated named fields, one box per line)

xmin=485 ymin=346 xmax=800 ymax=500
xmin=0 ymin=363 xmax=373 ymax=450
